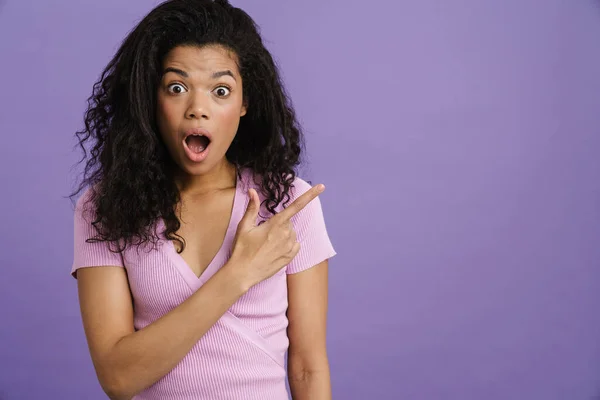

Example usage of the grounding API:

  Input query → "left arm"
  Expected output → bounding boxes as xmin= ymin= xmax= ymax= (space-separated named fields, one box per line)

xmin=286 ymin=259 xmax=331 ymax=400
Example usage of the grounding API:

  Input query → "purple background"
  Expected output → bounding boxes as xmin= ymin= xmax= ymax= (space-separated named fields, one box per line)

xmin=1 ymin=0 xmax=599 ymax=399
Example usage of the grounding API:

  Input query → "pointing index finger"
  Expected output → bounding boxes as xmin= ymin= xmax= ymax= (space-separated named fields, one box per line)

xmin=277 ymin=184 xmax=325 ymax=222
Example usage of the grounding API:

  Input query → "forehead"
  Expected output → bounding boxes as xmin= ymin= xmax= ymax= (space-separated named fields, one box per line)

xmin=162 ymin=45 xmax=240 ymax=76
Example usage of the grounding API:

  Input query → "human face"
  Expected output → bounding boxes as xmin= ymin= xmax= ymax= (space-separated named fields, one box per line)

xmin=156 ymin=45 xmax=247 ymax=177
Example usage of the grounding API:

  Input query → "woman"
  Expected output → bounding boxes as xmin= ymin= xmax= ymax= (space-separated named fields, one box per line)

xmin=69 ymin=0 xmax=336 ymax=399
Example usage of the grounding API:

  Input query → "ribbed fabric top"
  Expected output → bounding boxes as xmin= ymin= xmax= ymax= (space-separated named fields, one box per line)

xmin=71 ymin=168 xmax=336 ymax=400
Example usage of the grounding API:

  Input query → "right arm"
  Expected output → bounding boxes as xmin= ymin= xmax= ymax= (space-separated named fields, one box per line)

xmin=77 ymin=263 xmax=248 ymax=400
xmin=75 ymin=184 xmax=324 ymax=400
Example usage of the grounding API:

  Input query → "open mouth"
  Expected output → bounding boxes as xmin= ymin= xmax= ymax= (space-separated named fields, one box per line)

xmin=184 ymin=134 xmax=211 ymax=154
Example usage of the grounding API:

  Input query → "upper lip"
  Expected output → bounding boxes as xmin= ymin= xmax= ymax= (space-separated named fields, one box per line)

xmin=183 ymin=127 xmax=212 ymax=142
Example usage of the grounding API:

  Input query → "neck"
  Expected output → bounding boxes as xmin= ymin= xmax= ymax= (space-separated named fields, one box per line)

xmin=174 ymin=159 xmax=237 ymax=196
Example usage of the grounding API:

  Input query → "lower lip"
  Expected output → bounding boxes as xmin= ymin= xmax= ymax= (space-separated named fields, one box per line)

xmin=183 ymin=139 xmax=211 ymax=163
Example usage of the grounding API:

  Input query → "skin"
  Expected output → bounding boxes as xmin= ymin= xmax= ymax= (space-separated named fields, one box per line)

xmin=287 ymin=260 xmax=331 ymax=399
xmin=77 ymin=44 xmax=331 ymax=399
xmin=156 ymin=44 xmax=247 ymax=195
xmin=156 ymin=45 xmax=246 ymax=278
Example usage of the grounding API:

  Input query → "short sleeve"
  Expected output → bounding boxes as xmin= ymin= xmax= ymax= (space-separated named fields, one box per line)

xmin=71 ymin=188 xmax=124 ymax=278
xmin=285 ymin=177 xmax=336 ymax=274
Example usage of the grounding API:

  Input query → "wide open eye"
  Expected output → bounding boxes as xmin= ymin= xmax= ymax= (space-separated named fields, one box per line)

xmin=213 ymin=86 xmax=231 ymax=98
xmin=167 ymin=83 xmax=188 ymax=94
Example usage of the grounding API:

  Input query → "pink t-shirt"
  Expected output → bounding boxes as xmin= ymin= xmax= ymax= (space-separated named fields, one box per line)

xmin=71 ymin=167 xmax=336 ymax=400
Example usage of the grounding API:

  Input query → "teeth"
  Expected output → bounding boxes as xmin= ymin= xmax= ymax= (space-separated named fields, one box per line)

xmin=185 ymin=132 xmax=209 ymax=141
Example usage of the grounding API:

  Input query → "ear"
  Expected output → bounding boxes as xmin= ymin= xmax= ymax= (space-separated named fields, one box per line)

xmin=240 ymin=99 xmax=248 ymax=117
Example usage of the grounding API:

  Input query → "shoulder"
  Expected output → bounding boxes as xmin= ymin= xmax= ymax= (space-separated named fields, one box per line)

xmin=283 ymin=175 xmax=324 ymax=223
xmin=74 ymin=185 xmax=99 ymax=223
xmin=239 ymin=168 xmax=323 ymax=220
xmin=289 ymin=175 xmax=313 ymax=200
xmin=240 ymin=167 xmax=313 ymax=202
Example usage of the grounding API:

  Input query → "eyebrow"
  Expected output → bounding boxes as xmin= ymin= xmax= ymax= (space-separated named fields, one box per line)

xmin=163 ymin=67 xmax=236 ymax=81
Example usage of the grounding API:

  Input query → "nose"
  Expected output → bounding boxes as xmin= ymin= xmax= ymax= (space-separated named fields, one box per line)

xmin=185 ymin=92 xmax=210 ymax=120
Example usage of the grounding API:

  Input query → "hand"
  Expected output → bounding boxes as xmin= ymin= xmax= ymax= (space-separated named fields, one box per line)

xmin=228 ymin=183 xmax=325 ymax=289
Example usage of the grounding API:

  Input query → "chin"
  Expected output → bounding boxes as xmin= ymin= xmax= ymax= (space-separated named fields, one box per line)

xmin=181 ymin=160 xmax=213 ymax=175
xmin=181 ymin=153 xmax=225 ymax=174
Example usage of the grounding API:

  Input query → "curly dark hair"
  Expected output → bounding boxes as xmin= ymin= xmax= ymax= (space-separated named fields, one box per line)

xmin=69 ymin=0 xmax=304 ymax=253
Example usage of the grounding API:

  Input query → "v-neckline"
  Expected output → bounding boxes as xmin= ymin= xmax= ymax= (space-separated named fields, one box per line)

xmin=163 ymin=169 xmax=245 ymax=291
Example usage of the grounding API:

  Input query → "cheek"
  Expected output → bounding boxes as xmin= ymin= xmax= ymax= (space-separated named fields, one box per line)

xmin=156 ymin=105 xmax=182 ymax=154
xmin=157 ymin=99 xmax=173 ymax=123
xmin=216 ymin=104 xmax=243 ymax=129
xmin=156 ymin=98 xmax=180 ymax=135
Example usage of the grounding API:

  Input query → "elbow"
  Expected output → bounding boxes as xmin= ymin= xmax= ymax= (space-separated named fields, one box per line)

xmin=101 ymin=377 xmax=134 ymax=400
xmin=97 ymin=367 xmax=136 ymax=400
xmin=104 ymin=389 xmax=130 ymax=400
xmin=287 ymin=353 xmax=330 ymax=382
